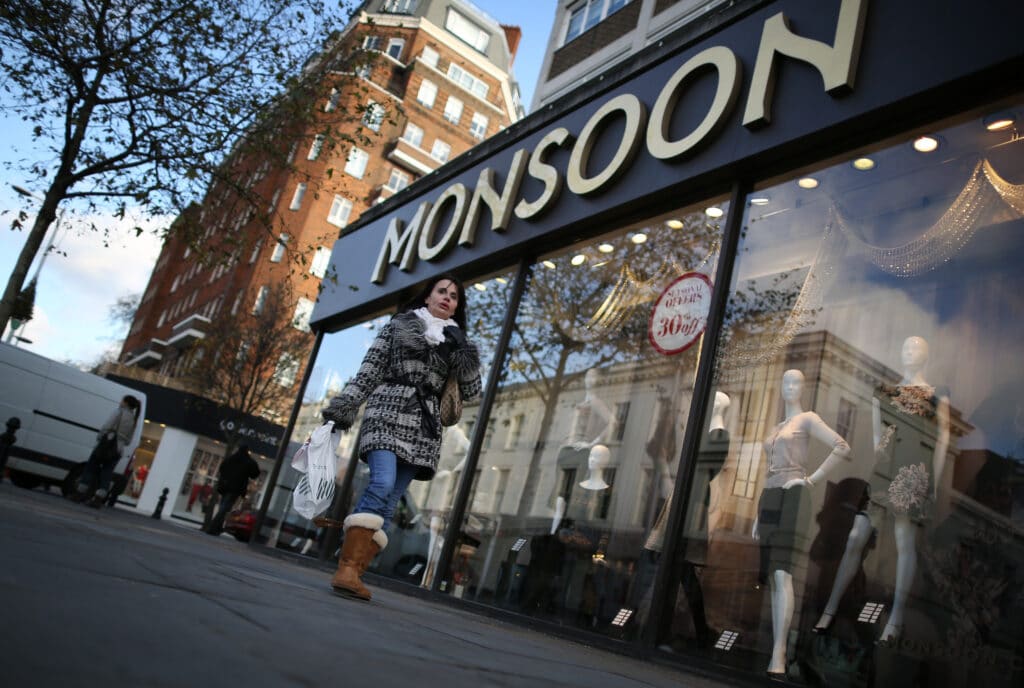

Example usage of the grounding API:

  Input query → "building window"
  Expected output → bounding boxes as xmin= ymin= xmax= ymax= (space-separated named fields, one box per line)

xmin=504 ymin=413 xmax=525 ymax=450
xmin=384 ymin=168 xmax=411 ymax=194
xmin=444 ymin=8 xmax=489 ymax=52
xmin=446 ymin=63 xmax=489 ymax=100
xmin=293 ymin=297 xmax=314 ymax=331
xmin=230 ymin=292 xmax=242 ymax=316
xmin=470 ymin=112 xmax=488 ymax=140
xmin=598 ymin=468 xmax=616 ymax=519
xmin=416 ymin=79 xmax=437 ymax=108
xmin=386 ymin=37 xmax=405 ymax=60
xmin=324 ymin=88 xmax=340 ymax=112
xmin=344 ymin=147 xmax=369 ymax=179
xmin=252 ymin=286 xmax=268 ymax=315
xmin=836 ymin=397 xmax=857 ymax=440
xmin=170 ymin=275 xmax=180 ymax=293
xmin=363 ymin=35 xmax=382 ymax=51
xmin=401 ymin=122 xmax=424 ymax=147
xmin=270 ymin=234 xmax=289 ymax=263
xmin=156 ymin=310 xmax=166 ymax=328
xmin=382 ymin=0 xmax=419 ymax=13
xmin=613 ymin=401 xmax=630 ymax=442
xmin=565 ymin=0 xmax=630 ymax=44
xmin=274 ymin=353 xmax=300 ymax=387
xmin=268 ymin=187 xmax=282 ymax=213
xmin=327 ymin=195 xmax=353 ymax=228
xmin=307 ymin=135 xmax=325 ymax=161
xmin=362 ymin=101 xmax=385 ymax=132
xmin=289 ymin=183 xmax=306 ymax=211
xmin=442 ymin=96 xmax=463 ymax=125
xmin=430 ymin=139 xmax=451 ymax=163
xmin=248 ymin=238 xmax=263 ymax=264
xmin=420 ymin=46 xmax=439 ymax=68
xmin=286 ymin=141 xmax=298 ymax=163
xmin=310 ymin=246 xmax=331 ymax=278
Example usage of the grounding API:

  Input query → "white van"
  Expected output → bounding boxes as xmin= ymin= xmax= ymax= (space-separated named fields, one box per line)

xmin=0 ymin=341 xmax=146 ymax=495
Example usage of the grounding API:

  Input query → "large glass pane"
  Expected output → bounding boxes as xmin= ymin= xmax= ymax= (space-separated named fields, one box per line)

xmin=441 ymin=200 xmax=729 ymax=639
xmin=665 ymin=100 xmax=1024 ymax=686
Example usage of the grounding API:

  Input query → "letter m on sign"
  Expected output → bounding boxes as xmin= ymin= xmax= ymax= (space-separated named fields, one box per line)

xmin=371 ymin=202 xmax=432 ymax=284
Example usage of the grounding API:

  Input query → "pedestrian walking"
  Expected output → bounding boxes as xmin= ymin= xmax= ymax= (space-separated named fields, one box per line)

xmin=72 ymin=395 xmax=141 ymax=507
xmin=206 ymin=444 xmax=260 ymax=535
xmin=322 ymin=273 xmax=482 ymax=600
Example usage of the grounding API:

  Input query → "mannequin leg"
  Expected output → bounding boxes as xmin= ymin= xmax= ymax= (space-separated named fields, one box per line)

xmin=814 ymin=514 xmax=873 ymax=631
xmin=880 ymin=516 xmax=916 ymax=641
xmin=768 ymin=569 xmax=794 ymax=675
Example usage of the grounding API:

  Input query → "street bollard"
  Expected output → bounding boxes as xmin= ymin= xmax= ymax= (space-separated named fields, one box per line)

xmin=0 ymin=417 xmax=22 ymax=484
xmin=151 ymin=487 xmax=169 ymax=519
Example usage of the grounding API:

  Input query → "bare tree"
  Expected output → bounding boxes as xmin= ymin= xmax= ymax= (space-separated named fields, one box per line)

xmin=0 ymin=0 xmax=387 ymax=331
xmin=182 ymin=282 xmax=312 ymax=451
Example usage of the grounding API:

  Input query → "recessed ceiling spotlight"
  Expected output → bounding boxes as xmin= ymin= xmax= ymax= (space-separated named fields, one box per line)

xmin=570 ymin=254 xmax=586 ymax=266
xmin=473 ymin=283 xmax=486 ymax=291
xmin=705 ymin=206 xmax=724 ymax=218
xmin=631 ymin=232 xmax=648 ymax=244
xmin=542 ymin=260 xmax=556 ymax=269
xmin=749 ymin=196 xmax=770 ymax=206
xmin=797 ymin=177 xmax=819 ymax=189
xmin=494 ymin=276 xmax=507 ymax=284
xmin=598 ymin=243 xmax=614 ymax=253
xmin=913 ymin=135 xmax=939 ymax=153
xmin=666 ymin=219 xmax=684 ymax=229
xmin=984 ymin=112 xmax=1016 ymax=131
xmin=852 ymin=157 xmax=875 ymax=170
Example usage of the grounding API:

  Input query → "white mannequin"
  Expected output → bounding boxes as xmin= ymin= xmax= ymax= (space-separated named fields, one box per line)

xmin=579 ymin=444 xmax=611 ymax=490
xmin=709 ymin=391 xmax=730 ymax=432
xmin=753 ymin=369 xmax=850 ymax=677
xmin=568 ymin=368 xmax=613 ymax=450
xmin=421 ymin=423 xmax=472 ymax=589
xmin=814 ymin=336 xmax=950 ymax=642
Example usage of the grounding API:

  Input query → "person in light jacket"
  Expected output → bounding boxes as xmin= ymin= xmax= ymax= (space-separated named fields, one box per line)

xmin=321 ymin=273 xmax=482 ymax=601
xmin=73 ymin=394 xmax=141 ymax=507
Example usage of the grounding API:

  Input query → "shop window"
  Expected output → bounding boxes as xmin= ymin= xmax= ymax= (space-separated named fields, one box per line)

xmin=662 ymin=101 xmax=1024 ymax=681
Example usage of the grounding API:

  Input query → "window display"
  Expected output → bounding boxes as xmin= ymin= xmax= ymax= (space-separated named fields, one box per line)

xmin=661 ymin=101 xmax=1024 ymax=686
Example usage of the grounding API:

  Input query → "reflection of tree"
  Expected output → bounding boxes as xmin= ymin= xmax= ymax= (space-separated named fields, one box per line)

xmin=470 ymin=213 xmax=721 ymax=522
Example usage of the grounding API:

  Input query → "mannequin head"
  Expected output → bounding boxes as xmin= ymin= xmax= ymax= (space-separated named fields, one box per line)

xmin=781 ymin=369 xmax=805 ymax=403
xmin=901 ymin=335 xmax=929 ymax=370
xmin=713 ymin=391 xmax=731 ymax=416
xmin=588 ymin=444 xmax=611 ymax=471
xmin=584 ymin=368 xmax=600 ymax=390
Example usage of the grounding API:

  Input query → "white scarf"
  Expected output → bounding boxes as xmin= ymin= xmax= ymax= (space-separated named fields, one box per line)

xmin=413 ymin=307 xmax=456 ymax=346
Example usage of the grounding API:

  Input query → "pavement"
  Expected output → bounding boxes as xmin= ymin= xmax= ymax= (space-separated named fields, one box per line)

xmin=0 ymin=482 xmax=751 ymax=688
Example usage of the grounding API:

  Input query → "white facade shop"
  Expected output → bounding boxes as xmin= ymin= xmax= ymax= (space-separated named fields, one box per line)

xmin=250 ymin=1 xmax=1024 ymax=685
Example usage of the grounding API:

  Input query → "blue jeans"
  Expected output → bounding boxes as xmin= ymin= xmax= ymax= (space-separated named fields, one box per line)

xmin=353 ymin=449 xmax=418 ymax=530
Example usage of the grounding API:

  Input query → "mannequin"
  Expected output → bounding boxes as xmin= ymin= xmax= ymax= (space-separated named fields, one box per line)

xmin=568 ymin=368 xmax=614 ymax=451
xmin=754 ymin=369 xmax=850 ymax=678
xmin=421 ymin=423 xmax=471 ymax=589
xmin=813 ymin=336 xmax=950 ymax=642
xmin=579 ymin=444 xmax=611 ymax=490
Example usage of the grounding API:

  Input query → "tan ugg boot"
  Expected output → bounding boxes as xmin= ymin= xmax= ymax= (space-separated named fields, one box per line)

xmin=330 ymin=513 xmax=387 ymax=600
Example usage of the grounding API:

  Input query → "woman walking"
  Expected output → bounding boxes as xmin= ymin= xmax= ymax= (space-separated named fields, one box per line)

xmin=74 ymin=394 xmax=142 ymax=507
xmin=322 ymin=273 xmax=482 ymax=600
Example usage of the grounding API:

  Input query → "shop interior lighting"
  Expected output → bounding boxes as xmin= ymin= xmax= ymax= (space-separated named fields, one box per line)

xmin=714 ymin=630 xmax=740 ymax=651
xmin=542 ymin=260 xmax=557 ymax=269
xmin=473 ymin=282 xmax=486 ymax=291
xmin=159 ymin=423 xmax=167 ymax=428
xmin=592 ymin=260 xmax=610 ymax=268
xmin=705 ymin=206 xmax=724 ymax=218
xmin=913 ymin=135 xmax=940 ymax=153
xmin=858 ymin=602 xmax=885 ymax=624
xmin=408 ymin=562 xmax=424 ymax=576
xmin=571 ymin=254 xmax=587 ymax=266
xmin=749 ymin=196 xmax=770 ymax=206
xmin=611 ymin=608 xmax=634 ymax=627
xmin=510 ymin=537 xmax=528 ymax=552
xmin=797 ymin=177 xmax=819 ymax=189
xmin=631 ymin=232 xmax=648 ymax=244
xmin=598 ymin=242 xmax=615 ymax=253
xmin=494 ymin=276 xmax=508 ymax=284
xmin=666 ymin=219 xmax=685 ymax=229
xmin=852 ymin=157 xmax=875 ymax=170
xmin=984 ymin=112 xmax=1016 ymax=131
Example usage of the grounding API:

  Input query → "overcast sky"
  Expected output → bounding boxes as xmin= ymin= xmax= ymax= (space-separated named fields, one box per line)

xmin=0 ymin=1 xmax=555 ymax=367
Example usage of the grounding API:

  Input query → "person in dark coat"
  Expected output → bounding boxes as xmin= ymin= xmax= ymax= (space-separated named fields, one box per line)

xmin=321 ymin=272 xmax=482 ymax=600
xmin=206 ymin=444 xmax=260 ymax=535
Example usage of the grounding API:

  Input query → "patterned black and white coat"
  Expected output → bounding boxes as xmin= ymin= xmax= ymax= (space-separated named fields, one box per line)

xmin=322 ymin=311 xmax=482 ymax=480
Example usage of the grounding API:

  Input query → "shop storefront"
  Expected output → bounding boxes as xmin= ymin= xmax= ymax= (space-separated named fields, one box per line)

xmin=255 ymin=0 xmax=1024 ymax=684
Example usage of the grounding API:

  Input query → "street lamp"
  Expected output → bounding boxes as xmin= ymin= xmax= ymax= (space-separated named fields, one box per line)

xmin=5 ymin=185 xmax=67 ymax=345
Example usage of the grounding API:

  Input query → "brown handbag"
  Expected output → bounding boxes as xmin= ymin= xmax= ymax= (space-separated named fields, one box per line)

xmin=439 ymin=374 xmax=462 ymax=427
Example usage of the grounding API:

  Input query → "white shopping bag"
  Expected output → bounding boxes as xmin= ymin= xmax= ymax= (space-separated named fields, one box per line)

xmin=292 ymin=421 xmax=338 ymax=519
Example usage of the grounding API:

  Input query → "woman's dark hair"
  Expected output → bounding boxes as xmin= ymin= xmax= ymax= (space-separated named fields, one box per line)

xmin=122 ymin=395 xmax=142 ymax=422
xmin=399 ymin=272 xmax=468 ymax=329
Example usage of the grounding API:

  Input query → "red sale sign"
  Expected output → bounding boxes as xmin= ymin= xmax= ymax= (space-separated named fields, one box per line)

xmin=648 ymin=273 xmax=713 ymax=355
